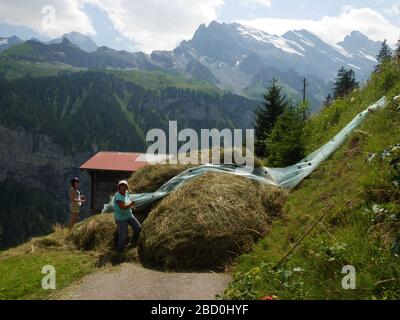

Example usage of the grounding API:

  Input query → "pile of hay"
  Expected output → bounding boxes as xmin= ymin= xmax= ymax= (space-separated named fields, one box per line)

xmin=128 ymin=148 xmax=263 ymax=195
xmin=138 ymin=172 xmax=287 ymax=271
xmin=68 ymin=214 xmax=122 ymax=252
xmin=128 ymin=164 xmax=193 ymax=194
xmin=67 ymin=214 xmax=139 ymax=264
xmin=174 ymin=148 xmax=264 ymax=168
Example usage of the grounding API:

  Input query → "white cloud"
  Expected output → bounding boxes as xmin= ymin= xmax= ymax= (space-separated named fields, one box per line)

xmin=1 ymin=1 xmax=398 ymax=53
xmin=0 ymin=0 xmax=224 ymax=52
xmin=238 ymin=6 xmax=400 ymax=46
xmin=87 ymin=0 xmax=225 ymax=53
xmin=240 ymin=0 xmax=272 ymax=7
xmin=0 ymin=0 xmax=96 ymax=38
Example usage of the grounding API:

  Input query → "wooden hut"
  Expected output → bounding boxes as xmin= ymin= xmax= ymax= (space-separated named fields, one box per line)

xmin=80 ymin=152 xmax=154 ymax=212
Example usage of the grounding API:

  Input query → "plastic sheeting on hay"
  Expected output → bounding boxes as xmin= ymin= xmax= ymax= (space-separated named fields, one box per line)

xmin=103 ymin=96 xmax=387 ymax=214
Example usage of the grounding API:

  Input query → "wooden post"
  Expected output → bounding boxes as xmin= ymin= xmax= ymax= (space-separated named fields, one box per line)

xmin=302 ymin=78 xmax=307 ymax=103
xmin=90 ymin=171 xmax=97 ymax=213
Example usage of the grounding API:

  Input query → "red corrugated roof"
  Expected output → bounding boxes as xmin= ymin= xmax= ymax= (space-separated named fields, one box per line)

xmin=80 ymin=152 xmax=149 ymax=172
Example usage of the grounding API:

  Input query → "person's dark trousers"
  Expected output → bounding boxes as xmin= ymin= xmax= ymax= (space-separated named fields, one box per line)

xmin=116 ymin=216 xmax=142 ymax=252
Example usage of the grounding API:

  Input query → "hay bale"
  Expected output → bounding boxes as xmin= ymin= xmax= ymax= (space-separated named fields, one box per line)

xmin=128 ymin=149 xmax=263 ymax=195
xmin=128 ymin=164 xmax=193 ymax=194
xmin=68 ymin=214 xmax=122 ymax=252
xmin=138 ymin=173 xmax=287 ymax=270
xmin=67 ymin=214 xmax=140 ymax=266
xmin=31 ymin=224 xmax=70 ymax=248
xmin=31 ymin=237 xmax=62 ymax=248
xmin=175 ymin=148 xmax=264 ymax=168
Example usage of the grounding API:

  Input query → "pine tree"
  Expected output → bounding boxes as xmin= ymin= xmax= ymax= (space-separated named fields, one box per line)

xmin=376 ymin=39 xmax=392 ymax=70
xmin=333 ymin=67 xmax=358 ymax=99
xmin=333 ymin=67 xmax=347 ymax=99
xmin=254 ymin=78 xmax=288 ymax=157
xmin=297 ymin=100 xmax=311 ymax=121
xmin=266 ymin=106 xmax=305 ymax=167
xmin=324 ymin=94 xmax=332 ymax=107
xmin=344 ymin=69 xmax=358 ymax=92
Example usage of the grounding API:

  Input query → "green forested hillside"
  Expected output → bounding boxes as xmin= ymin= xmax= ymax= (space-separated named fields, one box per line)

xmin=225 ymin=61 xmax=400 ymax=300
xmin=0 ymin=71 xmax=257 ymax=153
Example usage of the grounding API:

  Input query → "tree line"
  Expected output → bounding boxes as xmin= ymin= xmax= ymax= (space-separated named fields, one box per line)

xmin=0 ymin=71 xmax=257 ymax=154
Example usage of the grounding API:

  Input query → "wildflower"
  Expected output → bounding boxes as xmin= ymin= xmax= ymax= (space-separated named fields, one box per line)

xmin=261 ymin=295 xmax=278 ymax=300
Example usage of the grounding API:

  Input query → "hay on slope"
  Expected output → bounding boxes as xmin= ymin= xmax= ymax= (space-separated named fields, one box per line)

xmin=67 ymin=214 xmax=119 ymax=251
xmin=128 ymin=164 xmax=193 ymax=194
xmin=128 ymin=148 xmax=263 ymax=195
xmin=138 ymin=172 xmax=287 ymax=271
xmin=175 ymin=148 xmax=264 ymax=168
xmin=67 ymin=214 xmax=139 ymax=265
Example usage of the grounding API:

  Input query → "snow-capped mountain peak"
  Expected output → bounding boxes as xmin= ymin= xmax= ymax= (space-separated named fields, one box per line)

xmin=236 ymin=24 xmax=304 ymax=56
xmin=47 ymin=32 xmax=98 ymax=52
xmin=338 ymin=30 xmax=381 ymax=56
xmin=0 ymin=36 xmax=23 ymax=52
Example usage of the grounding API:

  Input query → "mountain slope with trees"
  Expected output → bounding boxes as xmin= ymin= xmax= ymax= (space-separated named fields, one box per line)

xmin=0 ymin=22 xmax=383 ymax=110
xmin=0 ymin=71 xmax=257 ymax=154
xmin=225 ymin=56 xmax=400 ymax=300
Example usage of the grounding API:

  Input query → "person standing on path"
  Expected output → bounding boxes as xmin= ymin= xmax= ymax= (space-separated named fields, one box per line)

xmin=69 ymin=177 xmax=86 ymax=229
xmin=113 ymin=180 xmax=142 ymax=252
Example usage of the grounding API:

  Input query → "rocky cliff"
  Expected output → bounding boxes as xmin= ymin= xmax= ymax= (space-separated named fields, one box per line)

xmin=0 ymin=125 xmax=92 ymax=214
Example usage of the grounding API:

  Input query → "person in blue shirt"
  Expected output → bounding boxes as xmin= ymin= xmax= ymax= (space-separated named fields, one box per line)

xmin=113 ymin=180 xmax=142 ymax=252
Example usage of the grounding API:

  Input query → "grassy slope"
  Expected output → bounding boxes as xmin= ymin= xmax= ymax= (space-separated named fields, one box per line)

xmin=107 ymin=69 xmax=220 ymax=95
xmin=1 ymin=42 xmax=218 ymax=94
xmin=0 ymin=58 xmax=219 ymax=96
xmin=0 ymin=250 xmax=94 ymax=300
xmin=243 ymin=80 xmax=299 ymax=103
xmin=0 ymin=228 xmax=96 ymax=300
xmin=224 ymin=62 xmax=400 ymax=300
xmin=0 ymin=58 xmax=82 ymax=80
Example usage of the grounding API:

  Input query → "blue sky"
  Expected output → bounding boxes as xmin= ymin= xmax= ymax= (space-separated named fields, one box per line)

xmin=0 ymin=0 xmax=399 ymax=52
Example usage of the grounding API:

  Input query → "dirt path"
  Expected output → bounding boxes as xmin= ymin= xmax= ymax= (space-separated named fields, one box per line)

xmin=56 ymin=263 xmax=231 ymax=300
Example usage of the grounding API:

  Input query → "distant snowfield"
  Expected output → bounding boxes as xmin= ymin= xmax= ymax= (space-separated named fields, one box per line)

xmin=357 ymin=50 xmax=377 ymax=63
xmin=237 ymin=25 xmax=304 ymax=57
xmin=0 ymin=39 xmax=9 ymax=45
xmin=348 ymin=63 xmax=361 ymax=70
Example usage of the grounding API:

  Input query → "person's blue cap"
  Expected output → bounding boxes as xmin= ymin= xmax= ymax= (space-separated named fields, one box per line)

xmin=71 ymin=177 xmax=81 ymax=183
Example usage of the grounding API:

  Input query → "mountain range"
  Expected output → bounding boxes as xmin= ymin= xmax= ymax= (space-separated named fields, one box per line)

xmin=0 ymin=21 xmax=383 ymax=109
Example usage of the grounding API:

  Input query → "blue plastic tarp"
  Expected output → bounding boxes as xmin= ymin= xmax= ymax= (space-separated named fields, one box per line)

xmin=102 ymin=96 xmax=387 ymax=214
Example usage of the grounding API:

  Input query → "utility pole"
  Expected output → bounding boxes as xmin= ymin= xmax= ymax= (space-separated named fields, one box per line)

xmin=302 ymin=78 xmax=307 ymax=103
